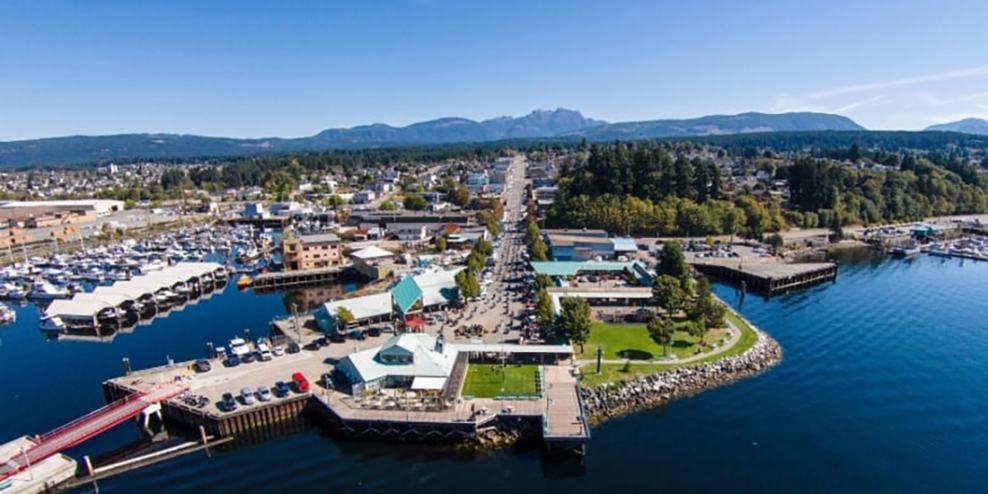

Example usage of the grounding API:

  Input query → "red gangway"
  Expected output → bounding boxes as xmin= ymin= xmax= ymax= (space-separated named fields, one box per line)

xmin=0 ymin=383 xmax=188 ymax=480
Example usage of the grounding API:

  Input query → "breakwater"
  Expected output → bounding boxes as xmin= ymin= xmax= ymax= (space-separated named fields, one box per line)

xmin=581 ymin=320 xmax=783 ymax=423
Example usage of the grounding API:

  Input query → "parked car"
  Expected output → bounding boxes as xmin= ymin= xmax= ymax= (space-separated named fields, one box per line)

xmin=194 ymin=359 xmax=212 ymax=373
xmin=272 ymin=345 xmax=285 ymax=357
xmin=381 ymin=324 xmax=395 ymax=333
xmin=240 ymin=387 xmax=255 ymax=405
xmin=256 ymin=385 xmax=272 ymax=402
xmin=273 ymin=381 xmax=291 ymax=398
xmin=292 ymin=372 xmax=310 ymax=393
xmin=367 ymin=327 xmax=381 ymax=337
xmin=240 ymin=352 xmax=256 ymax=364
xmin=221 ymin=392 xmax=238 ymax=411
xmin=329 ymin=332 xmax=346 ymax=343
xmin=287 ymin=341 xmax=301 ymax=354
xmin=224 ymin=355 xmax=241 ymax=367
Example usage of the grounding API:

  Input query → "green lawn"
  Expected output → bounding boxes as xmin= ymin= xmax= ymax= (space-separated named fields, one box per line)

xmin=461 ymin=364 xmax=540 ymax=398
xmin=579 ymin=308 xmax=760 ymax=387
xmin=578 ymin=322 xmax=723 ymax=361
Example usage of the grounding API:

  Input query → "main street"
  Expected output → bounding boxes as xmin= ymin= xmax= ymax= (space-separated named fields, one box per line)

xmin=444 ymin=155 xmax=532 ymax=344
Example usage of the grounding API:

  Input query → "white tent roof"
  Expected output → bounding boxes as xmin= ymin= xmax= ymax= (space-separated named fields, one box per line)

xmin=351 ymin=246 xmax=395 ymax=259
xmin=411 ymin=376 xmax=447 ymax=390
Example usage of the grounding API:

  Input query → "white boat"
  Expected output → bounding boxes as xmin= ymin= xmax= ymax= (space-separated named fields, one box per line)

xmin=229 ymin=337 xmax=251 ymax=357
xmin=139 ymin=259 xmax=167 ymax=273
xmin=97 ymin=306 xmax=120 ymax=322
xmin=0 ymin=283 xmax=26 ymax=300
xmin=28 ymin=281 xmax=70 ymax=300
xmin=155 ymin=289 xmax=181 ymax=304
xmin=0 ymin=303 xmax=15 ymax=325
xmin=40 ymin=316 xmax=66 ymax=332
xmin=108 ymin=270 xmax=130 ymax=282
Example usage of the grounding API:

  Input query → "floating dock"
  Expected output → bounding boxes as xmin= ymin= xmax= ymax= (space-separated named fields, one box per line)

xmin=0 ymin=437 xmax=76 ymax=494
xmin=691 ymin=260 xmax=838 ymax=296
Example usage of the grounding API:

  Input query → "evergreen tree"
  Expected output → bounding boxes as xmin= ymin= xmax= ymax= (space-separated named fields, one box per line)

xmin=657 ymin=242 xmax=690 ymax=289
xmin=555 ymin=297 xmax=592 ymax=352
xmin=708 ymin=162 xmax=723 ymax=200
xmin=652 ymin=275 xmax=688 ymax=315
xmin=674 ymin=154 xmax=694 ymax=200
xmin=693 ymin=157 xmax=709 ymax=203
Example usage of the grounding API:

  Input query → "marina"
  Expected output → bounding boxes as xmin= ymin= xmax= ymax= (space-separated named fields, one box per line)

xmin=42 ymin=263 xmax=229 ymax=334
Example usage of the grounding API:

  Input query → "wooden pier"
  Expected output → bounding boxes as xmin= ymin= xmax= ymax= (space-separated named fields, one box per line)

xmin=691 ymin=260 xmax=838 ymax=296
xmin=252 ymin=266 xmax=357 ymax=292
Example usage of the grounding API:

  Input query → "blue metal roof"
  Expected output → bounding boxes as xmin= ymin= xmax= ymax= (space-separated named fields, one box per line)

xmin=391 ymin=275 xmax=423 ymax=314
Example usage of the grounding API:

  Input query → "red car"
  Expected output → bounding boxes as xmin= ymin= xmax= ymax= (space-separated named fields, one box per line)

xmin=292 ymin=372 xmax=310 ymax=393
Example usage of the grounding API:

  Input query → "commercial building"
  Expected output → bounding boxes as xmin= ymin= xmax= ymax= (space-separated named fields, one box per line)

xmin=282 ymin=232 xmax=344 ymax=272
xmin=313 ymin=268 xmax=462 ymax=332
xmin=0 ymin=199 xmax=124 ymax=228
xmin=336 ymin=333 xmax=457 ymax=395
xmin=544 ymin=229 xmax=613 ymax=261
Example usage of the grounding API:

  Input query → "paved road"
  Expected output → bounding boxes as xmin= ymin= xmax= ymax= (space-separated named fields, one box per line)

xmin=444 ymin=156 xmax=531 ymax=344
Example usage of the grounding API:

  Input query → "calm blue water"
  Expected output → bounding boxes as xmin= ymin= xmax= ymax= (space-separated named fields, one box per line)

xmin=2 ymin=253 xmax=987 ymax=493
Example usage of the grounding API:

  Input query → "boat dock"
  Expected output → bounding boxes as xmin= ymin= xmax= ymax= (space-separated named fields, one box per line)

xmin=690 ymin=259 xmax=838 ymax=296
xmin=251 ymin=265 xmax=355 ymax=292
xmin=0 ymin=437 xmax=76 ymax=494
xmin=42 ymin=262 xmax=229 ymax=333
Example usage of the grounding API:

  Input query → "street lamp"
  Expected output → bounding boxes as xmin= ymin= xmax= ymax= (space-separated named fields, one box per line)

xmin=596 ymin=346 xmax=603 ymax=375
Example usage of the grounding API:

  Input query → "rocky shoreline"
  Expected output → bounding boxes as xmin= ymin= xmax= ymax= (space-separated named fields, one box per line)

xmin=580 ymin=320 xmax=783 ymax=424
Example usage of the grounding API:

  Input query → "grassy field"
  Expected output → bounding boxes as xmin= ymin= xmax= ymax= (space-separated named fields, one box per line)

xmin=579 ymin=309 xmax=760 ymax=387
xmin=578 ymin=322 xmax=726 ymax=361
xmin=462 ymin=364 xmax=540 ymax=398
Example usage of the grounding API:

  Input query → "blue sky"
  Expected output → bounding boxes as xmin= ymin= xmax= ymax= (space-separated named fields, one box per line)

xmin=1 ymin=0 xmax=987 ymax=141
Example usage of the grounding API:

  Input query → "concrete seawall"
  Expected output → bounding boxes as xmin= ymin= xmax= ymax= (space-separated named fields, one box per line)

xmin=580 ymin=315 xmax=783 ymax=424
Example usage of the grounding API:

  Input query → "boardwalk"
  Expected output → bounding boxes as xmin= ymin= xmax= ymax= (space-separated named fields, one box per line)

xmin=543 ymin=366 xmax=589 ymax=440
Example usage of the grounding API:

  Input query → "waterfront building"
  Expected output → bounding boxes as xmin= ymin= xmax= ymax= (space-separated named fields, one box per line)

xmin=336 ymin=333 xmax=457 ymax=395
xmin=283 ymin=232 xmax=344 ymax=271
xmin=350 ymin=245 xmax=397 ymax=280
xmin=313 ymin=268 xmax=461 ymax=332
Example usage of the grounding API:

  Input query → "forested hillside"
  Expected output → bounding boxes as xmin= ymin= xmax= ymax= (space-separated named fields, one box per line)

xmin=546 ymin=141 xmax=988 ymax=238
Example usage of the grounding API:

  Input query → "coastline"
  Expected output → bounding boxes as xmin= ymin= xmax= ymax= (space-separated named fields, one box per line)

xmin=579 ymin=310 xmax=783 ymax=425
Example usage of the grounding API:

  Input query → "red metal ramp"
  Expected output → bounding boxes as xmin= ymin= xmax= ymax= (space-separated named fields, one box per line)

xmin=0 ymin=383 xmax=187 ymax=480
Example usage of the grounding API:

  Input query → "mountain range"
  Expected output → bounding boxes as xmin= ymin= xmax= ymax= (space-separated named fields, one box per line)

xmin=925 ymin=118 xmax=988 ymax=135
xmin=0 ymin=109 xmax=865 ymax=167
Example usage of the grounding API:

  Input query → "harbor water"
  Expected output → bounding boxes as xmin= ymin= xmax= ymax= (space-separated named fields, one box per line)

xmin=1 ymin=252 xmax=987 ymax=493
